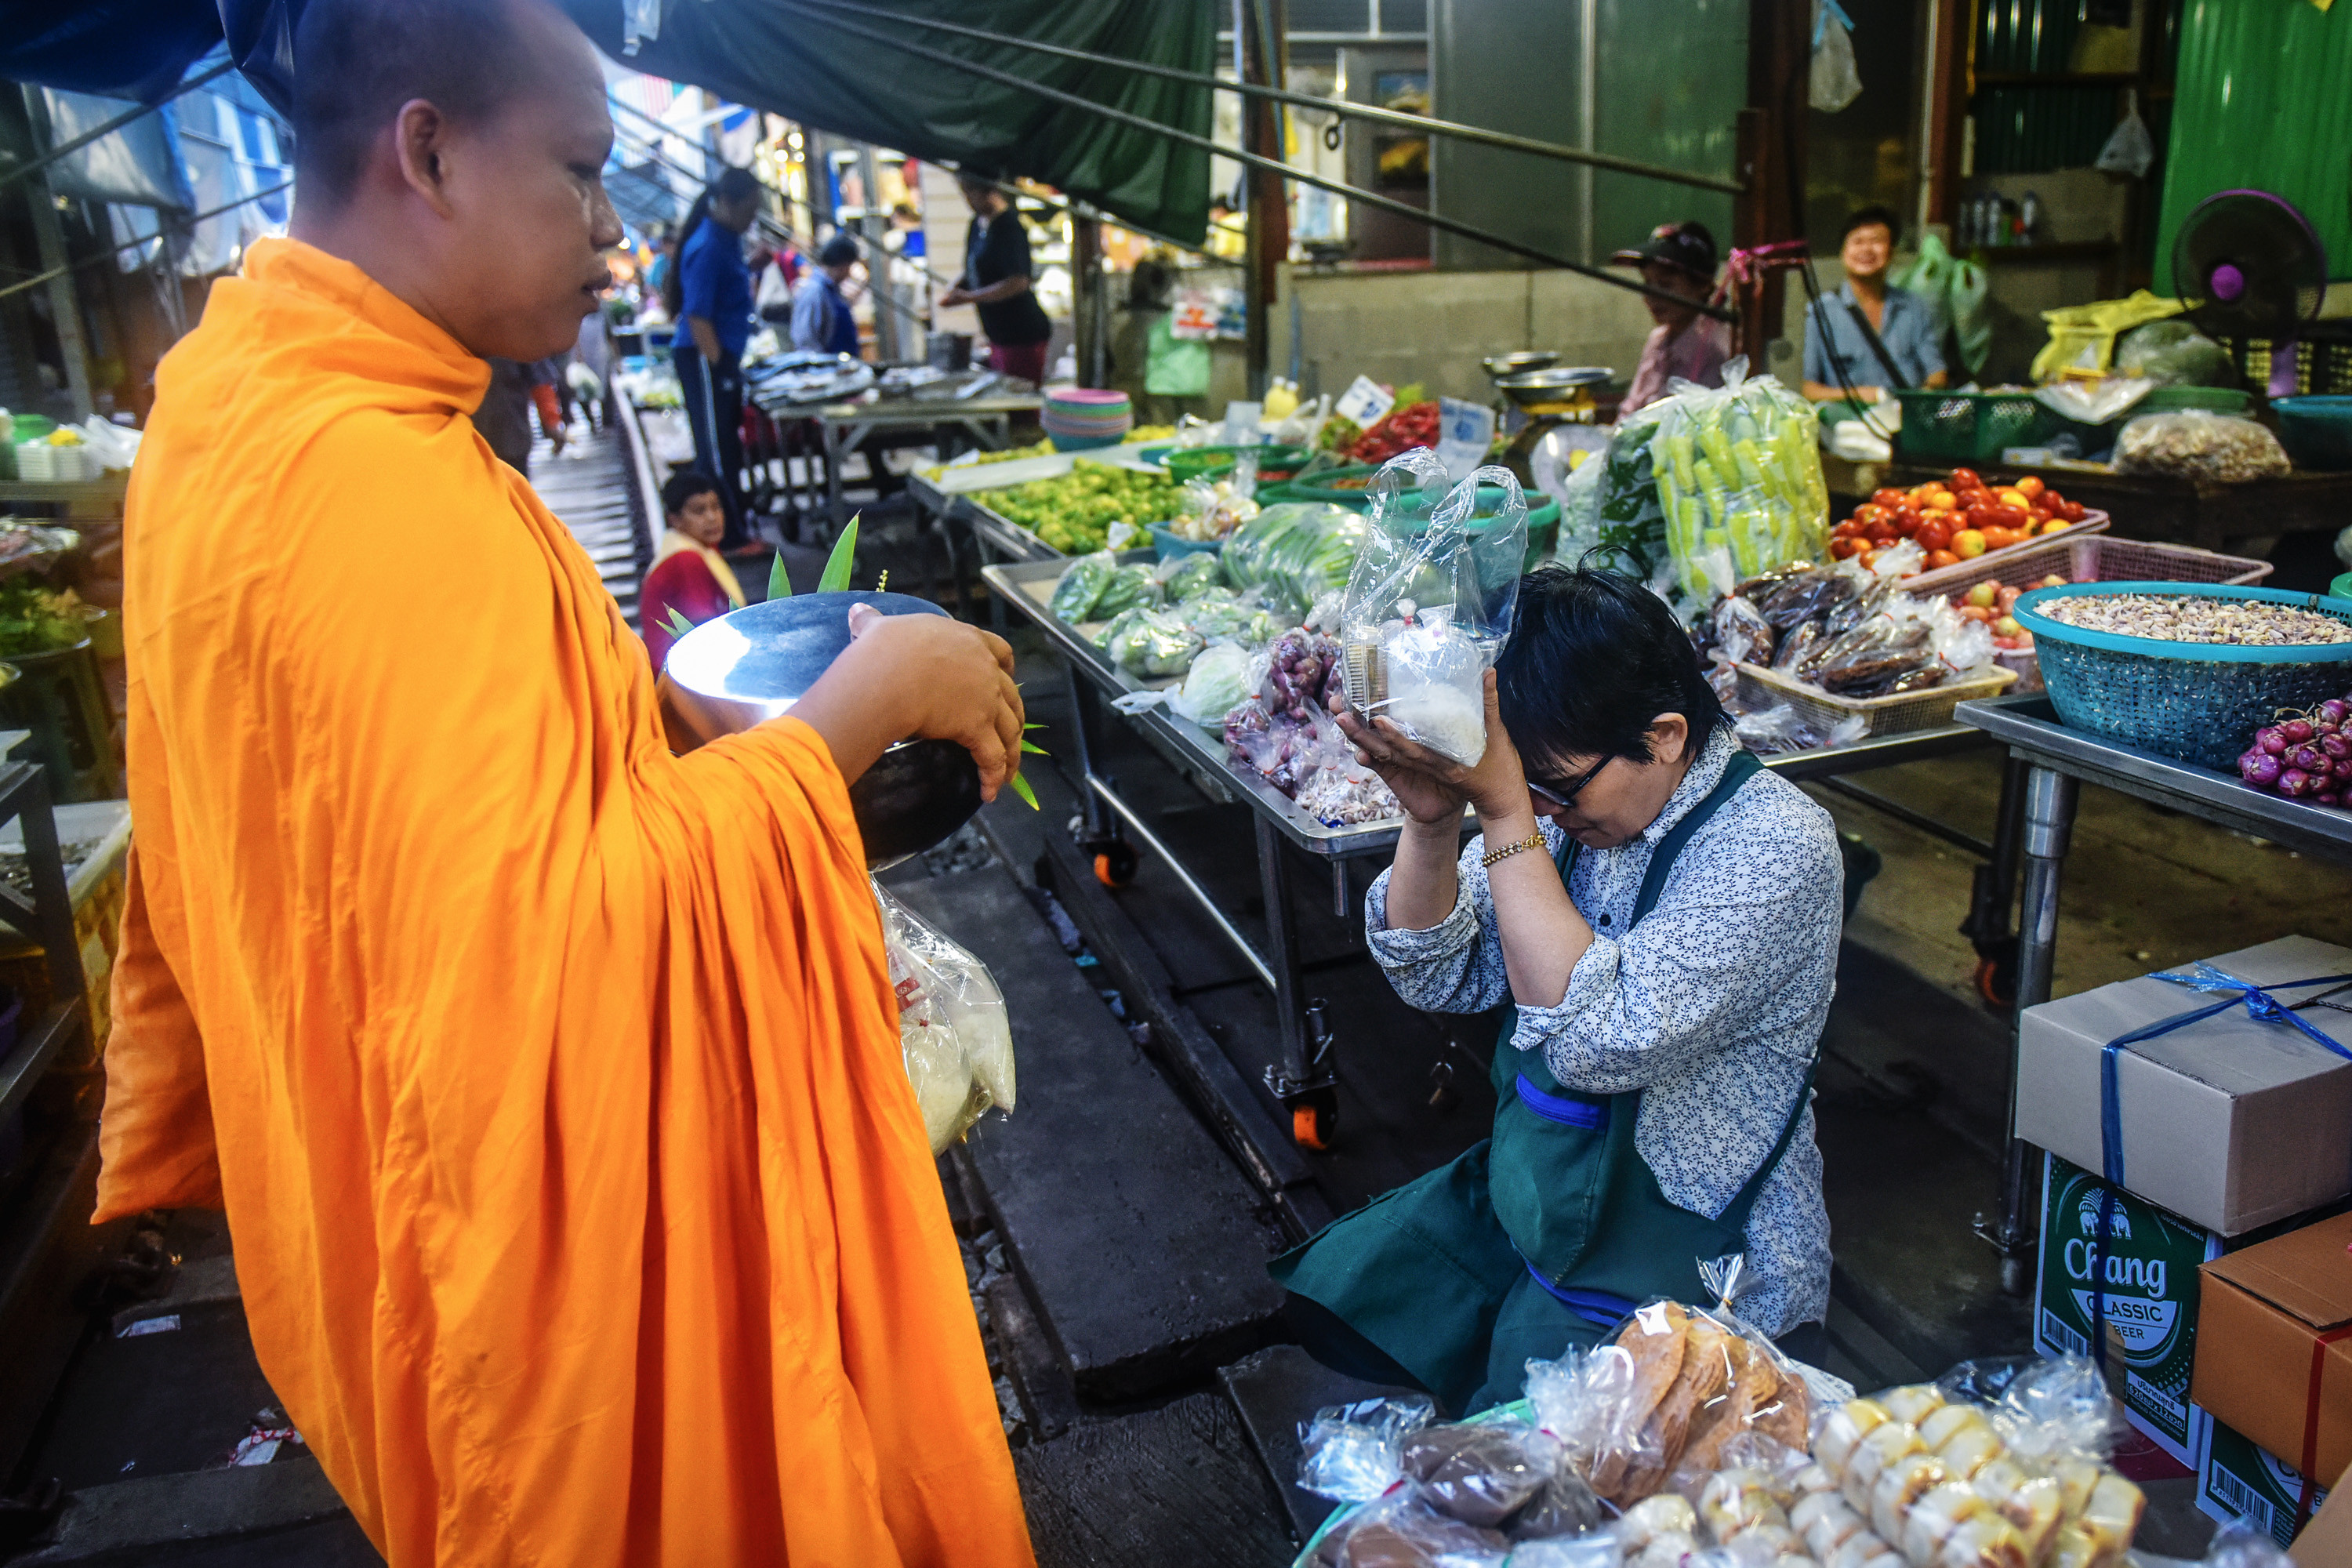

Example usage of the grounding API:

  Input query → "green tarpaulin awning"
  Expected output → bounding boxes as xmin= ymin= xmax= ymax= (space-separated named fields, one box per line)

xmin=560 ymin=0 xmax=1216 ymax=245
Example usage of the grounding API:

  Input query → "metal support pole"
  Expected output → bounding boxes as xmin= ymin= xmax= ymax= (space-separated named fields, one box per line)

xmin=1071 ymin=213 xmax=1106 ymax=390
xmin=20 ymin=89 xmax=94 ymax=423
xmin=1238 ymin=0 xmax=1285 ymax=399
xmin=1066 ymin=665 xmax=1113 ymax=839
xmin=1255 ymin=815 xmax=1308 ymax=1085
xmin=1990 ymin=764 xmax=2078 ymax=1294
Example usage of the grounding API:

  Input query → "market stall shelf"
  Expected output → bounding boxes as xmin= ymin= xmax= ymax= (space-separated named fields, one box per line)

xmin=985 ymin=556 xmax=2009 ymax=1161
xmin=1955 ymin=691 xmax=2352 ymax=1292
xmin=800 ymin=391 xmax=1044 ymax=535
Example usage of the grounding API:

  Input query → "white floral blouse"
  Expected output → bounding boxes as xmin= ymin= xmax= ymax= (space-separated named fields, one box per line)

xmin=1363 ymin=726 xmax=1841 ymax=1337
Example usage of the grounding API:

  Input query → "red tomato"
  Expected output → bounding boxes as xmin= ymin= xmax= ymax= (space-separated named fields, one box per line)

xmin=1915 ymin=520 xmax=1953 ymax=552
xmin=1980 ymin=526 xmax=2024 ymax=552
xmin=1853 ymin=503 xmax=1887 ymax=526
xmin=1865 ymin=521 xmax=1900 ymax=545
xmin=1831 ymin=520 xmax=1862 ymax=539
xmin=1926 ymin=548 xmax=1961 ymax=569
xmin=2014 ymin=474 xmax=2045 ymax=500
xmin=1871 ymin=488 xmax=1906 ymax=507
xmin=1830 ymin=536 xmax=1865 ymax=561
xmin=1948 ymin=468 xmax=1982 ymax=490
xmin=1893 ymin=506 xmax=1923 ymax=534
xmin=2059 ymin=500 xmax=2086 ymax=522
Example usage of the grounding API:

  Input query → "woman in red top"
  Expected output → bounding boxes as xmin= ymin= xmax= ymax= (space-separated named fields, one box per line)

xmin=641 ymin=471 xmax=746 ymax=667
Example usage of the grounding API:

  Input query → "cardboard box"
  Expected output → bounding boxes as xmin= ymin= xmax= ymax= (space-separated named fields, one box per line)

xmin=2198 ymin=1412 xmax=2332 ymax=1550
xmin=2015 ymin=935 xmax=2352 ymax=1236
xmin=2194 ymin=1210 xmax=2352 ymax=1491
xmin=2035 ymin=1151 xmax=2221 ymax=1465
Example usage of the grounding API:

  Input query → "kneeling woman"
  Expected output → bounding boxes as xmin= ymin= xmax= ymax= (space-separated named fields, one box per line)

xmin=1274 ymin=566 xmax=1841 ymax=1414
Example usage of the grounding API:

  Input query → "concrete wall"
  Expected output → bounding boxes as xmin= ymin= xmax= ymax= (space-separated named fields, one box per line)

xmin=1181 ymin=263 xmax=1663 ymax=414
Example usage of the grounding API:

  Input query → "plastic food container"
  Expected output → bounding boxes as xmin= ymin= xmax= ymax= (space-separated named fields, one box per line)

xmin=2270 ymin=395 xmax=2352 ymax=472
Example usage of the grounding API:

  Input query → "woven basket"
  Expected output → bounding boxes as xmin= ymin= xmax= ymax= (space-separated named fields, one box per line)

xmin=2013 ymin=583 xmax=2352 ymax=771
xmin=1737 ymin=659 xmax=2018 ymax=739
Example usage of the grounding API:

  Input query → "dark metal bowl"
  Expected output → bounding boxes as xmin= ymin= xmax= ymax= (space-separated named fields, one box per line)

xmin=659 ymin=591 xmax=984 ymax=868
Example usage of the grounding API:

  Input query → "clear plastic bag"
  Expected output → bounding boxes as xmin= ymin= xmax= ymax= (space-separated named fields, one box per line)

xmin=1710 ymin=595 xmax=1777 ymax=667
xmin=2115 ymin=411 xmax=2290 ymax=483
xmin=1092 ymin=561 xmax=1165 ymax=619
xmin=1650 ymin=363 xmax=1830 ymax=608
xmin=1155 ymin=550 xmax=1225 ymax=603
xmin=1297 ymin=1395 xmax=1436 ymax=1504
xmin=1223 ymin=502 xmax=1368 ymax=622
xmin=1181 ymin=590 xmax=1279 ymax=646
xmin=1105 ymin=605 xmax=1205 ymax=677
xmin=2094 ymin=88 xmax=2156 ymax=179
xmin=1398 ymin=1417 xmax=1566 ymax=1528
xmin=1167 ymin=641 xmax=1258 ymax=726
xmin=1526 ymin=1339 xmax=1668 ymax=1504
xmin=1339 ymin=452 xmax=1528 ymax=767
xmin=1049 ymin=548 xmax=1117 ymax=622
xmin=872 ymin=879 xmax=1015 ymax=1153
xmin=1303 ymin=1490 xmax=1513 ymax=1568
xmin=1174 ymin=472 xmax=1261 ymax=543
xmin=1501 ymin=1535 xmax=1620 ymax=1568
xmin=2198 ymin=1519 xmax=2296 ymax=1568
xmin=1809 ymin=0 xmax=1863 ymax=112
xmin=2114 ymin=319 xmax=2237 ymax=388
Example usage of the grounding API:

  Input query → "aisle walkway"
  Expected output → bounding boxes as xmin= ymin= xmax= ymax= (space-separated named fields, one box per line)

xmin=527 ymin=417 xmax=644 ymax=628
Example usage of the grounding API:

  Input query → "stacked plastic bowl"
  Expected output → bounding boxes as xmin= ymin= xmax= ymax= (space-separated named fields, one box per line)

xmin=1042 ymin=387 xmax=1133 ymax=451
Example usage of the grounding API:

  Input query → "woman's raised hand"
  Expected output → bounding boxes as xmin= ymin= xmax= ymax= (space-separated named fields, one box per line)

xmin=1331 ymin=670 xmax=1528 ymax=827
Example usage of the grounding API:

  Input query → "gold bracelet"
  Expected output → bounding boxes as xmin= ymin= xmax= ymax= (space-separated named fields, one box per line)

xmin=1480 ymin=831 xmax=1545 ymax=869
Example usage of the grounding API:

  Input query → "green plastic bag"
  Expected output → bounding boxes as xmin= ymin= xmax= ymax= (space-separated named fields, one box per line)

xmin=1145 ymin=314 xmax=1210 ymax=397
xmin=1891 ymin=234 xmax=1991 ymax=377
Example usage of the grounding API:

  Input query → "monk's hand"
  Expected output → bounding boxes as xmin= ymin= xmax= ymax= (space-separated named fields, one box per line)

xmin=806 ymin=603 xmax=1023 ymax=800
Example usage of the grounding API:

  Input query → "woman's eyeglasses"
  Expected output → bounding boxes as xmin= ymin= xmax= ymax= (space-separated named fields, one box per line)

xmin=1527 ymin=754 xmax=1611 ymax=810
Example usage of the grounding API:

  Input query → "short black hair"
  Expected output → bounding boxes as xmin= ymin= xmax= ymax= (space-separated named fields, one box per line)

xmin=818 ymin=234 xmax=859 ymax=268
xmin=661 ymin=470 xmax=723 ymax=517
xmin=1496 ymin=565 xmax=1726 ymax=770
xmin=1842 ymin=205 xmax=1901 ymax=245
xmin=292 ymin=0 xmax=529 ymax=209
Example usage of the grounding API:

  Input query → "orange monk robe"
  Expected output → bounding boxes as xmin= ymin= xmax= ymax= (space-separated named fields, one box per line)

xmin=94 ymin=238 xmax=1034 ymax=1568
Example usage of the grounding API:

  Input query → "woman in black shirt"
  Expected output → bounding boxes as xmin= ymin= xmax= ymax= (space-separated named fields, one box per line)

xmin=941 ymin=172 xmax=1054 ymax=386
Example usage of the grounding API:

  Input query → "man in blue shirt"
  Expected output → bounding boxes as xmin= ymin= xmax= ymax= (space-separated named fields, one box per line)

xmin=1802 ymin=205 xmax=1948 ymax=407
xmin=664 ymin=166 xmax=760 ymax=546
xmin=790 ymin=234 xmax=862 ymax=358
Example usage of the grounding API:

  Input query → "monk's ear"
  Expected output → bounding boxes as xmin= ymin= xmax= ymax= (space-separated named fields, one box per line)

xmin=390 ymin=98 xmax=459 ymax=219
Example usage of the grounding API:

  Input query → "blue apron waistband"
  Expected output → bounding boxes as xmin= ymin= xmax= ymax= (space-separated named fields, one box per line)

xmin=1514 ymin=1074 xmax=1610 ymax=1130
xmin=1518 ymin=1258 xmax=1636 ymax=1329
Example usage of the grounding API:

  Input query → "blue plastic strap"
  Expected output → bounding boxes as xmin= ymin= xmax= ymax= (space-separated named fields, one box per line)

xmin=1514 ymin=1074 xmax=1610 ymax=1130
xmin=1519 ymin=1261 xmax=1636 ymax=1328
xmin=2097 ymin=964 xmax=2352 ymax=1189
xmin=1815 ymin=0 xmax=1854 ymax=47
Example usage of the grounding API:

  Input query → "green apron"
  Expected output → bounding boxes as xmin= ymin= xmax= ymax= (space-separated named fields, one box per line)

xmin=1271 ymin=750 xmax=1819 ymax=1414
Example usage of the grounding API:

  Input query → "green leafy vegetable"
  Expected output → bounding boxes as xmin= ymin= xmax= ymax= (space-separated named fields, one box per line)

xmin=818 ymin=515 xmax=861 ymax=593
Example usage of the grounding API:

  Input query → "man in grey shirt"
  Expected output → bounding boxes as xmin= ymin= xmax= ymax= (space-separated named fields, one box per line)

xmin=1802 ymin=205 xmax=1949 ymax=405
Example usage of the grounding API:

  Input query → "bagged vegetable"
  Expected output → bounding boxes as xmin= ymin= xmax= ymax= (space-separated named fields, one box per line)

xmin=2114 ymin=319 xmax=2237 ymax=388
xmin=1167 ymin=641 xmax=1258 ymax=725
xmin=1180 ymin=589 xmax=1279 ymax=645
xmin=872 ymin=879 xmax=1015 ymax=1153
xmin=1105 ymin=605 xmax=1204 ymax=677
xmin=1589 ymin=400 xmax=1673 ymax=579
xmin=1222 ymin=501 xmax=1367 ymax=622
xmin=1174 ymin=471 xmax=1261 ymax=542
xmin=1339 ymin=452 xmax=1527 ymax=766
xmin=1154 ymin=550 xmax=1225 ymax=602
xmin=1048 ymin=548 xmax=1117 ymax=622
xmin=1649 ymin=362 xmax=1829 ymax=607
xmin=2116 ymin=410 xmax=2290 ymax=483
xmin=1092 ymin=561 xmax=1164 ymax=619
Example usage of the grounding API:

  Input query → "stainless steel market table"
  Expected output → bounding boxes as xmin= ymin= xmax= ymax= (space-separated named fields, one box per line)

xmin=800 ymin=392 xmax=1042 ymax=533
xmin=986 ymin=554 xmax=2009 ymax=1153
xmin=1956 ymin=692 xmax=2352 ymax=1289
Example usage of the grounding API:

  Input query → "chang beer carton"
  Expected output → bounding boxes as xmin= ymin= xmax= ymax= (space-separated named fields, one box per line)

xmin=2033 ymin=1151 xmax=2220 ymax=1465
xmin=2198 ymin=1414 xmax=2330 ymax=1548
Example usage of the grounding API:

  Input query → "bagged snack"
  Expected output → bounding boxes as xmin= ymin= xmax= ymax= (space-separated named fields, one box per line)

xmin=1155 ymin=550 xmax=1225 ymax=602
xmin=1304 ymin=1490 xmax=1512 ymax=1568
xmin=1618 ymin=1492 xmax=1702 ymax=1566
xmin=872 ymin=879 xmax=1015 ymax=1153
xmin=1398 ymin=1418 xmax=1566 ymax=1529
xmin=1711 ymin=595 xmax=1777 ymax=667
xmin=1297 ymin=1396 xmax=1437 ymax=1504
xmin=1338 ymin=452 xmax=1528 ymax=767
xmin=1501 ymin=1537 xmax=1621 ymax=1568
xmin=1505 ymin=1465 xmax=1606 ymax=1542
xmin=1049 ymin=548 xmax=1118 ymax=622
xmin=2114 ymin=411 xmax=2289 ymax=483
xmin=1650 ymin=363 xmax=1829 ymax=607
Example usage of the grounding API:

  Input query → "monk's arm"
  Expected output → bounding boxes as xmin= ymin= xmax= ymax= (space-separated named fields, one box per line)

xmin=94 ymin=844 xmax=222 ymax=1218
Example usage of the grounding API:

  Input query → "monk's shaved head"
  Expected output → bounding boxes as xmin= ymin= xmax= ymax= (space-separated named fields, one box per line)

xmin=288 ymin=0 xmax=621 ymax=360
xmin=293 ymin=0 xmax=550 ymax=211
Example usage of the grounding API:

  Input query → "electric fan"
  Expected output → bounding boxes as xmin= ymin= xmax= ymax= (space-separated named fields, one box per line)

xmin=2170 ymin=189 xmax=2328 ymax=397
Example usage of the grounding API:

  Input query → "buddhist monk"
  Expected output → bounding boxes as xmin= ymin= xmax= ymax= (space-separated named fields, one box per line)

xmin=91 ymin=0 xmax=1036 ymax=1563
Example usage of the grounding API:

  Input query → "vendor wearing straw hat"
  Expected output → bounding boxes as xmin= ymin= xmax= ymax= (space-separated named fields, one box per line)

xmin=1272 ymin=566 xmax=1842 ymax=1413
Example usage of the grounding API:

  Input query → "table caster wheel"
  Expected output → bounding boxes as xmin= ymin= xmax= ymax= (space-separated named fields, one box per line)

xmin=1094 ymin=840 xmax=1139 ymax=887
xmin=1292 ymin=1103 xmax=1333 ymax=1151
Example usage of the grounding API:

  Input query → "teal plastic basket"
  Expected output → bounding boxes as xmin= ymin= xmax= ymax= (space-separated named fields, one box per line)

xmin=2012 ymin=583 xmax=2352 ymax=771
